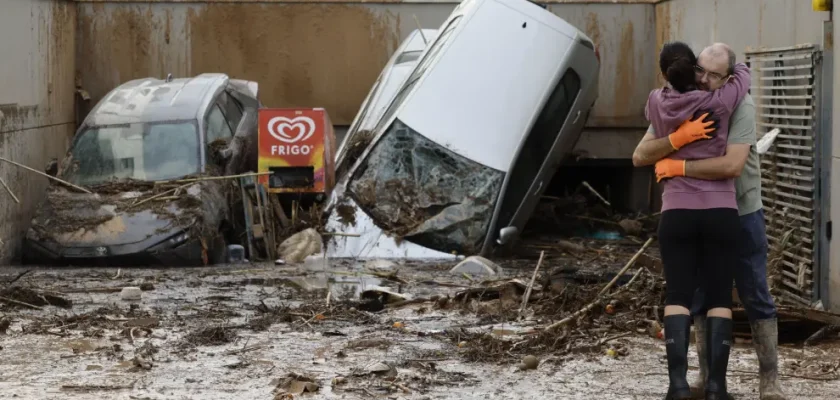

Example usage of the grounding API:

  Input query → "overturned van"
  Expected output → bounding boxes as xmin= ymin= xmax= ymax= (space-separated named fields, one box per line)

xmin=325 ymin=0 xmax=600 ymax=259
xmin=335 ymin=28 xmax=438 ymax=180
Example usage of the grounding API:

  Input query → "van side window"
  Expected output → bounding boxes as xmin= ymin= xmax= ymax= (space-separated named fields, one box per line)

xmin=496 ymin=69 xmax=582 ymax=226
xmin=206 ymin=104 xmax=233 ymax=143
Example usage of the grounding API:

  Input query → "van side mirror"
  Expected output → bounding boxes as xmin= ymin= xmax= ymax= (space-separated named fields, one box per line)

xmin=45 ymin=158 xmax=58 ymax=177
xmin=496 ymin=226 xmax=519 ymax=246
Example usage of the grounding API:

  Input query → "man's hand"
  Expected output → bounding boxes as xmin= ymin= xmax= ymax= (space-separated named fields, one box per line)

xmin=668 ymin=113 xmax=716 ymax=150
xmin=655 ymin=158 xmax=686 ymax=182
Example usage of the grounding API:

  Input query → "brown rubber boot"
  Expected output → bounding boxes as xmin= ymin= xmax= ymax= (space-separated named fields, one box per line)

xmin=690 ymin=316 xmax=707 ymax=399
xmin=752 ymin=319 xmax=787 ymax=400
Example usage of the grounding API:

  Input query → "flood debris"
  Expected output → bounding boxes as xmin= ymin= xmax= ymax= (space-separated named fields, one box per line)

xmin=519 ymin=355 xmax=539 ymax=370
xmin=450 ymin=256 xmax=500 ymax=276
xmin=0 ymin=155 xmax=92 ymax=194
xmin=357 ymin=360 xmax=398 ymax=378
xmin=120 ymin=287 xmax=142 ymax=301
xmin=0 ymin=286 xmax=72 ymax=309
xmin=61 ymin=380 xmax=137 ymax=392
xmin=618 ymin=219 xmax=644 ymax=236
xmin=277 ymin=228 xmax=322 ymax=263
xmin=0 ymin=177 xmax=19 ymax=204
xmin=0 ymin=317 xmax=10 ymax=334
xmin=2 ymin=253 xmax=839 ymax=399
xmin=272 ymin=372 xmax=320 ymax=397
xmin=183 ymin=326 xmax=237 ymax=347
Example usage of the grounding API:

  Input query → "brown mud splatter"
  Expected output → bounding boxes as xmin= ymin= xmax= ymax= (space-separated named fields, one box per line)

xmin=614 ymin=22 xmax=636 ymax=116
xmin=76 ymin=5 xmax=155 ymax=120
xmin=654 ymin=1 xmax=670 ymax=86
xmin=48 ymin=1 xmax=76 ymax=121
xmin=187 ymin=4 xmax=398 ymax=125
xmin=336 ymin=129 xmax=375 ymax=179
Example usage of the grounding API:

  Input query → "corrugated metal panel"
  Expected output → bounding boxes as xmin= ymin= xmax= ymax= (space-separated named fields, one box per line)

xmin=655 ymin=0 xmax=829 ymax=85
xmin=747 ymin=45 xmax=823 ymax=307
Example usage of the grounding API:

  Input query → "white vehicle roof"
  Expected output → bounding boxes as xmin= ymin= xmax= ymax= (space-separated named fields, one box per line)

xmin=337 ymin=29 xmax=438 ymax=166
xmin=354 ymin=29 xmax=438 ymax=133
xmin=393 ymin=0 xmax=592 ymax=172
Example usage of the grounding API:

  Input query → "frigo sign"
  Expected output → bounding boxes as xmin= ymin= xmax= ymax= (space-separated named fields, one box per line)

xmin=258 ymin=108 xmax=337 ymax=195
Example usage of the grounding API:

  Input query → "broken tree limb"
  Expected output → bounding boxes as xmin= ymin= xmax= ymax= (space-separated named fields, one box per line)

xmin=566 ymin=214 xmax=621 ymax=226
xmin=597 ymin=331 xmax=632 ymax=346
xmin=61 ymin=381 xmax=137 ymax=391
xmin=0 ymin=296 xmax=43 ymax=310
xmin=366 ymin=270 xmax=409 ymax=285
xmin=129 ymin=183 xmax=190 ymax=210
xmin=386 ymin=297 xmax=432 ymax=309
xmin=223 ymin=344 xmax=267 ymax=356
xmin=0 ymin=156 xmax=93 ymax=194
xmin=157 ymin=171 xmax=271 ymax=185
xmin=322 ymin=232 xmax=362 ymax=237
xmin=518 ymin=251 xmax=545 ymax=321
xmin=3 ymin=269 xmax=32 ymax=286
xmin=804 ymin=325 xmax=840 ymax=347
xmin=0 ymin=177 xmax=19 ymax=204
xmin=582 ymin=181 xmax=611 ymax=207
xmin=545 ymin=266 xmax=645 ymax=332
xmin=597 ymin=237 xmax=654 ymax=297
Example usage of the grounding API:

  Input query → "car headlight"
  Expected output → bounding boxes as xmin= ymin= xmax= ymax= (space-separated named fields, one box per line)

xmin=169 ymin=232 xmax=190 ymax=247
xmin=149 ymin=231 xmax=191 ymax=252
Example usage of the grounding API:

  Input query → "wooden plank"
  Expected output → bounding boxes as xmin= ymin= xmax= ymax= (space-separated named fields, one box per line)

xmin=776 ymin=307 xmax=840 ymax=326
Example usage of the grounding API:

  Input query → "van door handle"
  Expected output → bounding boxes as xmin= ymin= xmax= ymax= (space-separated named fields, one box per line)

xmin=572 ymin=110 xmax=582 ymax=124
xmin=534 ymin=181 xmax=543 ymax=195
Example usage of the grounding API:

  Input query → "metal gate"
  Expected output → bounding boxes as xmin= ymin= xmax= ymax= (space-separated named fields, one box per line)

xmin=746 ymin=44 xmax=825 ymax=308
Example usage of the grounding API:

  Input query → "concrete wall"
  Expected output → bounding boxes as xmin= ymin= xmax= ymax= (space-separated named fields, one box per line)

xmin=0 ymin=0 xmax=77 ymax=262
xmin=74 ymin=1 xmax=657 ymax=129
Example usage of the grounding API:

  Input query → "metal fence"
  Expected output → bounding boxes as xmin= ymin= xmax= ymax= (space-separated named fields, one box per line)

xmin=746 ymin=44 xmax=825 ymax=308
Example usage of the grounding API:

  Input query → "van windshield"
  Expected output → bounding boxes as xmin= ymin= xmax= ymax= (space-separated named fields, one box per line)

xmin=63 ymin=120 xmax=201 ymax=186
xmin=347 ymin=119 xmax=504 ymax=254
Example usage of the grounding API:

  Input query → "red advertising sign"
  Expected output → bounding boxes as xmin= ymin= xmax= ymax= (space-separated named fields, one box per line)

xmin=258 ymin=108 xmax=335 ymax=194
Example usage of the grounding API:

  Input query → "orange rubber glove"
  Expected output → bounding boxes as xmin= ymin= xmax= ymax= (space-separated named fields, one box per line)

xmin=668 ymin=113 xmax=715 ymax=150
xmin=655 ymin=158 xmax=686 ymax=182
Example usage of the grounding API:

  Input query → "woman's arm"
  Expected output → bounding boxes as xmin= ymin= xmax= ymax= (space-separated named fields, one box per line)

xmin=713 ymin=63 xmax=751 ymax=112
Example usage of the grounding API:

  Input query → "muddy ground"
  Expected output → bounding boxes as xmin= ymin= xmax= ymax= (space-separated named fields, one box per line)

xmin=2 ymin=252 xmax=840 ymax=399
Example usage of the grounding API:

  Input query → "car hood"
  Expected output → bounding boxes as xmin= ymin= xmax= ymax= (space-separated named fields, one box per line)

xmin=28 ymin=183 xmax=221 ymax=247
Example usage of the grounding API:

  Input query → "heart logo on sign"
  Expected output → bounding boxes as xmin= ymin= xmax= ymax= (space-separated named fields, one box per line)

xmin=267 ymin=116 xmax=316 ymax=144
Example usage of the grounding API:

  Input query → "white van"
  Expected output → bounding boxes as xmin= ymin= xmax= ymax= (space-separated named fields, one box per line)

xmin=325 ymin=0 xmax=600 ymax=259
xmin=336 ymin=28 xmax=438 ymax=179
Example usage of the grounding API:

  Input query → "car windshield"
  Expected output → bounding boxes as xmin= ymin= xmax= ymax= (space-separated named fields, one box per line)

xmin=63 ymin=120 xmax=201 ymax=186
xmin=347 ymin=119 xmax=504 ymax=254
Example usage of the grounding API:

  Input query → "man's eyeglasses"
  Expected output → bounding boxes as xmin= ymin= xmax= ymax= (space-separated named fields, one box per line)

xmin=694 ymin=65 xmax=727 ymax=81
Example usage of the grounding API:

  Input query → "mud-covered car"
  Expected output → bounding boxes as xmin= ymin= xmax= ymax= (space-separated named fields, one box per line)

xmin=325 ymin=0 xmax=599 ymax=259
xmin=23 ymin=73 xmax=260 ymax=266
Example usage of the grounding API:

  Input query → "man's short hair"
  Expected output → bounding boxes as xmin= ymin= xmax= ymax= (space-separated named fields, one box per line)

xmin=707 ymin=43 xmax=736 ymax=75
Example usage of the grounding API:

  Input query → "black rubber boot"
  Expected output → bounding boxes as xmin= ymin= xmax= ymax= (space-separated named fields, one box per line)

xmin=705 ymin=317 xmax=733 ymax=400
xmin=664 ymin=314 xmax=693 ymax=400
